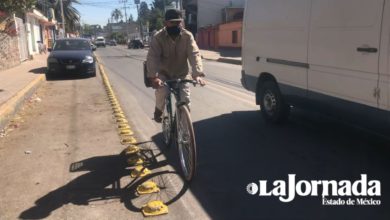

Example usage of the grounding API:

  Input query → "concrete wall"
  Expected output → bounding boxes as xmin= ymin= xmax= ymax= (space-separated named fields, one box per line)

xmin=198 ymin=25 xmax=219 ymax=49
xmin=0 ymin=32 xmax=21 ymax=71
xmin=218 ymin=21 xmax=242 ymax=48
xmin=197 ymin=0 xmax=245 ymax=28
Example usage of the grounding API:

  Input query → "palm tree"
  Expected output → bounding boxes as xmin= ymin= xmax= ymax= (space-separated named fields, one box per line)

xmin=36 ymin=0 xmax=81 ymax=33
xmin=55 ymin=0 xmax=80 ymax=33
xmin=111 ymin=9 xmax=123 ymax=23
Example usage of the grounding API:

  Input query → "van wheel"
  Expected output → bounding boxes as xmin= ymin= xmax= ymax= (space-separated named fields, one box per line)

xmin=259 ymin=81 xmax=290 ymax=123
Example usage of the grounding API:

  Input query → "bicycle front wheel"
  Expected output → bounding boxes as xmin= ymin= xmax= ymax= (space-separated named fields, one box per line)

xmin=176 ymin=105 xmax=197 ymax=182
xmin=162 ymin=108 xmax=174 ymax=148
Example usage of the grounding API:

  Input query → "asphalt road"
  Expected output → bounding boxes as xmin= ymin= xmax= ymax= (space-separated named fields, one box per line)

xmin=96 ymin=46 xmax=390 ymax=220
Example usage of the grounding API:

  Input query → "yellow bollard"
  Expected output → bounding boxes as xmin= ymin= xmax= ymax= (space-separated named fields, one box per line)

xmin=142 ymin=201 xmax=168 ymax=216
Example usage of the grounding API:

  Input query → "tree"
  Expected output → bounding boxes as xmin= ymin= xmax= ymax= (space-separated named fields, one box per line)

xmin=111 ymin=9 xmax=123 ymax=23
xmin=148 ymin=0 xmax=175 ymax=31
xmin=81 ymin=23 xmax=93 ymax=35
xmin=48 ymin=0 xmax=81 ymax=33
xmin=109 ymin=32 xmax=126 ymax=44
xmin=149 ymin=8 xmax=163 ymax=31
xmin=0 ymin=0 xmax=36 ymax=15
xmin=151 ymin=0 xmax=174 ymax=11
xmin=138 ymin=1 xmax=150 ymax=24
xmin=129 ymin=14 xmax=134 ymax=22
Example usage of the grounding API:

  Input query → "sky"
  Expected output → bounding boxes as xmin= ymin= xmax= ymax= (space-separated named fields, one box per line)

xmin=75 ymin=0 xmax=154 ymax=27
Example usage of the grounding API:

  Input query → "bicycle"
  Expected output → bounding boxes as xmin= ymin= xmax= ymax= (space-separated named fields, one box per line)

xmin=161 ymin=79 xmax=198 ymax=182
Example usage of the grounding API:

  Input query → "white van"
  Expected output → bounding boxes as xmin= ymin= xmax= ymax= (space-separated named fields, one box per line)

xmin=241 ymin=0 xmax=390 ymax=134
xmin=95 ymin=36 xmax=106 ymax=47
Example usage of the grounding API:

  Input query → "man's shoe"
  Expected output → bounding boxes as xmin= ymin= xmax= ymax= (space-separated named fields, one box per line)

xmin=154 ymin=108 xmax=163 ymax=123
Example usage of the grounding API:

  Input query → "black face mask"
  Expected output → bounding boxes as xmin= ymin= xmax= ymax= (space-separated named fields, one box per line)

xmin=166 ymin=26 xmax=181 ymax=36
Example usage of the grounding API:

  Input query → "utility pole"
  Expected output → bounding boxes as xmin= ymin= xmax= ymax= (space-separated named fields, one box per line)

xmin=135 ymin=0 xmax=143 ymax=41
xmin=60 ymin=0 xmax=66 ymax=37
xmin=120 ymin=0 xmax=129 ymax=41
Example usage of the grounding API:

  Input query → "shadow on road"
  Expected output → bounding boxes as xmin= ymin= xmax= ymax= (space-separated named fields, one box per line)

xmin=151 ymin=109 xmax=390 ymax=220
xmin=19 ymin=146 xmax=189 ymax=219
xmin=29 ymin=67 xmax=47 ymax=74
xmin=19 ymin=154 xmax=128 ymax=219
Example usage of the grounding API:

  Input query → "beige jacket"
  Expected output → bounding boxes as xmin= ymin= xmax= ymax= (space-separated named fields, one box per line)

xmin=146 ymin=28 xmax=204 ymax=79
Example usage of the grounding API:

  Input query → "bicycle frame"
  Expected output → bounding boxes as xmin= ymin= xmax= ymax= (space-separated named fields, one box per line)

xmin=164 ymin=79 xmax=196 ymax=133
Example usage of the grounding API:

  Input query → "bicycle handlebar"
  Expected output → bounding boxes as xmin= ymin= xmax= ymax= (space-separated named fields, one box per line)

xmin=163 ymin=79 xmax=198 ymax=87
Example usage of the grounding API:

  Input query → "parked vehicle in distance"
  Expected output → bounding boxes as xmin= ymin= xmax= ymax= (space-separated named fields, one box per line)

xmin=46 ymin=38 xmax=96 ymax=79
xmin=241 ymin=0 xmax=390 ymax=136
xmin=95 ymin=36 xmax=106 ymax=47
xmin=90 ymin=42 xmax=97 ymax=50
xmin=108 ymin=40 xmax=117 ymax=46
xmin=128 ymin=39 xmax=144 ymax=49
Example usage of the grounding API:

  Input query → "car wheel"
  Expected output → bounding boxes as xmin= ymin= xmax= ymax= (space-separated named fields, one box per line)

xmin=45 ymin=71 xmax=54 ymax=80
xmin=258 ymin=81 xmax=290 ymax=123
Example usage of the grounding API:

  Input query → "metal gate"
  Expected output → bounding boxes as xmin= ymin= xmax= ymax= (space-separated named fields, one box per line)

xmin=15 ymin=17 xmax=28 ymax=61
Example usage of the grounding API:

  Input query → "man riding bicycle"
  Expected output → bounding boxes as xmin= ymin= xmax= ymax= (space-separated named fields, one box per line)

xmin=146 ymin=9 xmax=206 ymax=123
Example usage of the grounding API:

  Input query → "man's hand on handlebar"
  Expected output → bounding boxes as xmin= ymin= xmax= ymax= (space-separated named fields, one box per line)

xmin=192 ymin=76 xmax=206 ymax=87
xmin=150 ymin=75 xmax=206 ymax=88
xmin=151 ymin=77 xmax=164 ymax=88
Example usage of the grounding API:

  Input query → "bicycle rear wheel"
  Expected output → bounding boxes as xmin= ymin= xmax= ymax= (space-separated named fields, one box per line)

xmin=176 ymin=105 xmax=197 ymax=182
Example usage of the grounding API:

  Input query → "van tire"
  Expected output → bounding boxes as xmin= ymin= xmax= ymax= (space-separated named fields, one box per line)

xmin=258 ymin=81 xmax=290 ymax=123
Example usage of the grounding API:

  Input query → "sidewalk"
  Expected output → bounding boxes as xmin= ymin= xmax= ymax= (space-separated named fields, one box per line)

xmin=0 ymin=68 xmax=134 ymax=219
xmin=200 ymin=48 xmax=242 ymax=65
xmin=0 ymin=54 xmax=48 ymax=129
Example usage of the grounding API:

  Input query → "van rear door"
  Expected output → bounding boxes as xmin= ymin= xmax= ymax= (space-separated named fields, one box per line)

xmin=308 ymin=0 xmax=384 ymax=108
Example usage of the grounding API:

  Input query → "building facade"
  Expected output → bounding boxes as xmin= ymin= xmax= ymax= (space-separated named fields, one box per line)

xmin=184 ymin=0 xmax=245 ymax=49
xmin=196 ymin=6 xmax=244 ymax=49
xmin=0 ymin=8 xmax=56 ymax=71
xmin=0 ymin=14 xmax=21 ymax=70
xmin=197 ymin=0 xmax=245 ymax=29
xmin=25 ymin=9 xmax=56 ymax=56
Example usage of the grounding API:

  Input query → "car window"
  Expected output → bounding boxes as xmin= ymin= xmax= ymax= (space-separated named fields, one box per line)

xmin=53 ymin=40 xmax=91 ymax=51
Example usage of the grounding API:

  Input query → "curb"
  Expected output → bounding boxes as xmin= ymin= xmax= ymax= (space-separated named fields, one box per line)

xmin=0 ymin=75 xmax=45 ymax=130
xmin=217 ymin=58 xmax=242 ymax=65
xmin=201 ymin=57 xmax=241 ymax=65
